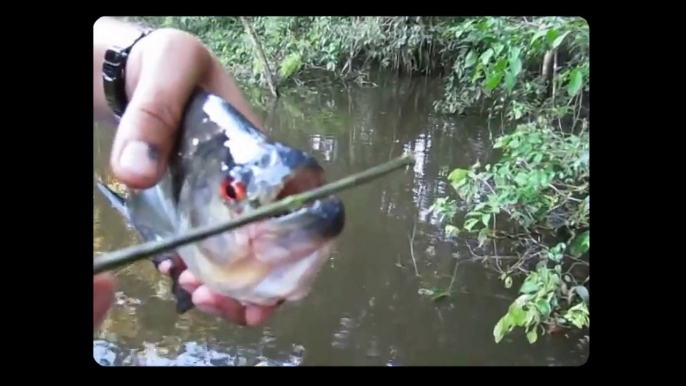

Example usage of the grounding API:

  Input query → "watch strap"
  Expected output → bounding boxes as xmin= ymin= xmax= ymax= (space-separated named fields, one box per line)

xmin=102 ymin=27 xmax=155 ymax=118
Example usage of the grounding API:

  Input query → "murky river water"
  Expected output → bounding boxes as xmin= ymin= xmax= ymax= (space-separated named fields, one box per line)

xmin=93 ymin=74 xmax=589 ymax=366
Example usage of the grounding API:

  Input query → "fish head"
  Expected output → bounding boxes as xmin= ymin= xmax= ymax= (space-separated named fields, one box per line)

xmin=174 ymin=98 xmax=345 ymax=307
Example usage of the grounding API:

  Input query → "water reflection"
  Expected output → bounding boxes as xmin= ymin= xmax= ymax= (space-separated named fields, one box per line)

xmin=93 ymin=73 xmax=588 ymax=366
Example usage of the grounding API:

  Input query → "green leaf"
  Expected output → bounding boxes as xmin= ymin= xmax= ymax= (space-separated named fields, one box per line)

xmin=477 ymin=227 xmax=489 ymax=246
xmin=536 ymin=299 xmax=551 ymax=316
xmin=536 ymin=170 xmax=549 ymax=187
xmin=464 ymin=218 xmax=479 ymax=231
xmin=514 ymin=172 xmax=529 ymax=186
xmin=569 ymin=230 xmax=590 ymax=256
xmin=509 ymin=46 xmax=521 ymax=61
xmin=465 ymin=50 xmax=477 ymax=68
xmin=493 ymin=317 xmax=507 ymax=343
xmin=445 ymin=224 xmax=460 ymax=236
xmin=472 ymin=64 xmax=483 ymax=82
xmin=520 ymin=281 xmax=538 ymax=294
xmin=525 ymin=308 xmax=538 ymax=325
xmin=510 ymin=57 xmax=522 ymax=77
xmin=572 ymin=285 xmax=590 ymax=303
xmin=480 ymin=48 xmax=494 ymax=65
xmin=504 ymin=71 xmax=516 ymax=92
xmin=493 ymin=43 xmax=504 ymax=57
xmin=546 ymin=29 xmax=558 ymax=45
xmin=450 ymin=180 xmax=466 ymax=191
xmin=432 ymin=291 xmax=449 ymax=301
xmin=579 ymin=150 xmax=589 ymax=166
xmin=526 ymin=329 xmax=538 ymax=344
xmin=530 ymin=30 xmax=546 ymax=46
xmin=448 ymin=168 xmax=469 ymax=185
xmin=552 ymin=31 xmax=570 ymax=49
xmin=495 ymin=58 xmax=508 ymax=72
xmin=481 ymin=213 xmax=490 ymax=227
xmin=484 ymin=71 xmax=504 ymax=92
xmin=568 ymin=69 xmax=584 ymax=96
xmin=509 ymin=305 xmax=526 ymax=325
xmin=513 ymin=107 xmax=524 ymax=120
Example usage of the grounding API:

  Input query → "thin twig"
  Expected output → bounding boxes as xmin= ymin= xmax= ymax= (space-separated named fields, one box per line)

xmin=94 ymin=155 xmax=415 ymax=275
xmin=239 ymin=17 xmax=279 ymax=98
xmin=446 ymin=257 xmax=459 ymax=294
xmin=407 ymin=222 xmax=420 ymax=276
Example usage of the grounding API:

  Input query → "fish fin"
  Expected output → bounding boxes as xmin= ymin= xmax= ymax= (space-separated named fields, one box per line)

xmin=95 ymin=181 xmax=130 ymax=221
xmin=152 ymin=252 xmax=195 ymax=314
xmin=95 ymin=181 xmax=194 ymax=314
xmin=171 ymin=265 xmax=195 ymax=314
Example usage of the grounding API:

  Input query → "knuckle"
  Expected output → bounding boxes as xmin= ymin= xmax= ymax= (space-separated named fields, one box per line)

xmin=136 ymin=101 xmax=179 ymax=136
xmin=149 ymin=28 xmax=208 ymax=56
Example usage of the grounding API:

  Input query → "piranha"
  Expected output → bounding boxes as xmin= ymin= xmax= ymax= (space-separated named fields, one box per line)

xmin=96 ymin=88 xmax=346 ymax=313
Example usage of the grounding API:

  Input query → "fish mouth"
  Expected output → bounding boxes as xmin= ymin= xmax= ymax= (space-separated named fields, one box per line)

xmin=263 ymin=159 xmax=345 ymax=241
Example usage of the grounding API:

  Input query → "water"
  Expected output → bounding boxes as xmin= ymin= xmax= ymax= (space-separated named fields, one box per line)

xmin=92 ymin=74 xmax=589 ymax=366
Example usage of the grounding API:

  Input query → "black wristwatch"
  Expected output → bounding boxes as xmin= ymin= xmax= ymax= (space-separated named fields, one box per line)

xmin=102 ymin=27 xmax=155 ymax=119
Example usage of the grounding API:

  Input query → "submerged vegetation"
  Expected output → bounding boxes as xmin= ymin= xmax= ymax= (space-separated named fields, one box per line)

xmin=130 ymin=16 xmax=590 ymax=345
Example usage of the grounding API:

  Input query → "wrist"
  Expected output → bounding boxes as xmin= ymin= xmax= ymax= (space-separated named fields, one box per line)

xmin=93 ymin=17 xmax=153 ymax=120
xmin=94 ymin=17 xmax=150 ymax=51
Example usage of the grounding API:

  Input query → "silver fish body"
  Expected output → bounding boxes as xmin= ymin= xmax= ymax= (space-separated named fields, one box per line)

xmin=96 ymin=88 xmax=345 ymax=312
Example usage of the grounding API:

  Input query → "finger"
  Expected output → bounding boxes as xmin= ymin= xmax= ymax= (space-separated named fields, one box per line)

xmin=110 ymin=31 xmax=212 ymax=189
xmin=157 ymin=260 xmax=172 ymax=275
xmin=178 ymin=270 xmax=202 ymax=294
xmin=200 ymin=59 xmax=263 ymax=129
xmin=192 ymin=285 xmax=247 ymax=325
xmin=93 ymin=273 xmax=115 ymax=331
xmin=154 ymin=252 xmax=187 ymax=276
xmin=245 ymin=305 xmax=274 ymax=326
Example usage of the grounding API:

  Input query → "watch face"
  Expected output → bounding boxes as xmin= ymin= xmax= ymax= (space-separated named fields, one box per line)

xmin=104 ymin=48 xmax=125 ymax=65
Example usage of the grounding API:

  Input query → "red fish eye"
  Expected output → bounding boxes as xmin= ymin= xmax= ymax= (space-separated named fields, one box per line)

xmin=219 ymin=177 xmax=246 ymax=203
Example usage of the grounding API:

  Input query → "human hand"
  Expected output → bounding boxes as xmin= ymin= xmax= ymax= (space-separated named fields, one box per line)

xmin=157 ymin=256 xmax=275 ymax=326
xmin=100 ymin=23 xmax=275 ymax=325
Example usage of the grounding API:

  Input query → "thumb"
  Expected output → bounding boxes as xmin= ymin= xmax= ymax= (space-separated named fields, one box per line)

xmin=110 ymin=32 xmax=211 ymax=189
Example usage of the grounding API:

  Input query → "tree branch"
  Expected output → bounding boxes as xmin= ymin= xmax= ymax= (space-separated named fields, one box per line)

xmin=240 ymin=16 xmax=279 ymax=98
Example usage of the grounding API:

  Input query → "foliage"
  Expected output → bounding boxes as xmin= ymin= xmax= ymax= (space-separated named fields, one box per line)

xmin=428 ymin=17 xmax=589 ymax=344
xmin=130 ymin=16 xmax=451 ymax=88
xmin=130 ymin=17 xmax=587 ymax=120
xmin=434 ymin=17 xmax=589 ymax=118
xmin=432 ymin=118 xmax=590 ymax=344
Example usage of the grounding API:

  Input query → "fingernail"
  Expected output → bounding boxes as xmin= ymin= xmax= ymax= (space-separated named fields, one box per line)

xmin=246 ymin=306 xmax=265 ymax=326
xmin=119 ymin=141 xmax=159 ymax=177
xmin=158 ymin=260 xmax=172 ymax=275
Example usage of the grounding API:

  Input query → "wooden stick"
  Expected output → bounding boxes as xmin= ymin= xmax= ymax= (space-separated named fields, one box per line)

xmin=93 ymin=154 xmax=415 ymax=275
